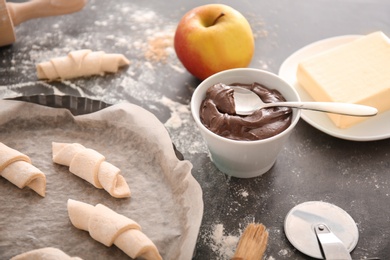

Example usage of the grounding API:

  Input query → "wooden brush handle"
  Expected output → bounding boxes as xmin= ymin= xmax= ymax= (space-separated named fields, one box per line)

xmin=6 ymin=0 xmax=87 ymax=26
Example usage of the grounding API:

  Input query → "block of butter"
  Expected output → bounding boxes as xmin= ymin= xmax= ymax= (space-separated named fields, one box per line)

xmin=297 ymin=31 xmax=390 ymax=129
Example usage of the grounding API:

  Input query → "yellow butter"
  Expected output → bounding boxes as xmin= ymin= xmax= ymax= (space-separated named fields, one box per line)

xmin=297 ymin=31 xmax=390 ymax=128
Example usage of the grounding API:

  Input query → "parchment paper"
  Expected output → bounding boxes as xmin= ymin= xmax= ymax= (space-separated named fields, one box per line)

xmin=0 ymin=100 xmax=203 ymax=260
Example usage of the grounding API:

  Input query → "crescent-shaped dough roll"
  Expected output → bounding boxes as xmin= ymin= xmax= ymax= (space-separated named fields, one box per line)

xmin=11 ymin=247 xmax=83 ymax=260
xmin=36 ymin=49 xmax=130 ymax=80
xmin=0 ymin=142 xmax=46 ymax=197
xmin=67 ymin=199 xmax=162 ymax=260
xmin=52 ymin=142 xmax=131 ymax=198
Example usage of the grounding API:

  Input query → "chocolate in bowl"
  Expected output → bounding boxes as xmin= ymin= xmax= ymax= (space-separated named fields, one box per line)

xmin=200 ymin=82 xmax=293 ymax=141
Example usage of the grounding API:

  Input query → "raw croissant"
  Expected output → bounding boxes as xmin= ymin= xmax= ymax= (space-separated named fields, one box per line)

xmin=0 ymin=142 xmax=46 ymax=197
xmin=36 ymin=49 xmax=130 ymax=80
xmin=52 ymin=142 xmax=130 ymax=198
xmin=67 ymin=199 xmax=162 ymax=260
xmin=11 ymin=247 xmax=82 ymax=260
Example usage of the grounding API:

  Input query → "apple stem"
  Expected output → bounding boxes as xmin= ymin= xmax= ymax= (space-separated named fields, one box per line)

xmin=212 ymin=12 xmax=225 ymax=26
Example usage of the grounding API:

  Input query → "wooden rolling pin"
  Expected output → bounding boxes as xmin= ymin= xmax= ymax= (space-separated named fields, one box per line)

xmin=0 ymin=0 xmax=87 ymax=47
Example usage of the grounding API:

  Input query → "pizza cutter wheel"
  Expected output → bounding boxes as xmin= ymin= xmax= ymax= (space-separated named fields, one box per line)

xmin=284 ymin=201 xmax=359 ymax=259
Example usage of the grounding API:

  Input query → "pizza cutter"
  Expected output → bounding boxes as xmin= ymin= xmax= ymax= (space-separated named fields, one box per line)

xmin=0 ymin=0 xmax=87 ymax=47
xmin=284 ymin=201 xmax=359 ymax=259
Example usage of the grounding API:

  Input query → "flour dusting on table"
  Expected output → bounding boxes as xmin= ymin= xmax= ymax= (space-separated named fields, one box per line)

xmin=0 ymin=0 xmax=268 ymax=157
xmin=200 ymin=223 xmax=241 ymax=260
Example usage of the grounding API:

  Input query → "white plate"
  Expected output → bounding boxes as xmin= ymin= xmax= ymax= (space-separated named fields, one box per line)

xmin=278 ymin=35 xmax=390 ymax=141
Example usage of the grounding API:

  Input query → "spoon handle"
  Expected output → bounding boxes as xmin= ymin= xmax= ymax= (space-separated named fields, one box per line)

xmin=265 ymin=102 xmax=378 ymax=116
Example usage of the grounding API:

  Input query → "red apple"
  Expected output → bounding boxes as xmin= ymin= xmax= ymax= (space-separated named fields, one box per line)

xmin=174 ymin=4 xmax=255 ymax=80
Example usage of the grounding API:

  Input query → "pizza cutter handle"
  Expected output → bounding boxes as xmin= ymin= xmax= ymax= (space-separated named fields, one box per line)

xmin=6 ymin=0 xmax=87 ymax=26
xmin=314 ymin=224 xmax=352 ymax=260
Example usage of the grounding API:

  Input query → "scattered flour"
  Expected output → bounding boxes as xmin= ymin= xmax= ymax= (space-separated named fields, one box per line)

xmin=209 ymin=224 xmax=240 ymax=260
xmin=240 ymin=189 xmax=249 ymax=198
xmin=0 ymin=1 xmax=270 ymax=158
xmin=160 ymin=96 xmax=190 ymax=129
xmin=0 ymin=81 xmax=65 ymax=96
xmin=278 ymin=249 xmax=289 ymax=256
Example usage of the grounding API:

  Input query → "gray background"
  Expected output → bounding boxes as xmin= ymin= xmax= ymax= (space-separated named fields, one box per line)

xmin=1 ymin=0 xmax=390 ymax=259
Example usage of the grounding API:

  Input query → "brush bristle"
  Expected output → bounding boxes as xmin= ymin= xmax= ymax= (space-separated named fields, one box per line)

xmin=232 ymin=223 xmax=268 ymax=260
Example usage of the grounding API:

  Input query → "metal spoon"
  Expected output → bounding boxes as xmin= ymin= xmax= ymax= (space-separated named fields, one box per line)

xmin=231 ymin=86 xmax=378 ymax=116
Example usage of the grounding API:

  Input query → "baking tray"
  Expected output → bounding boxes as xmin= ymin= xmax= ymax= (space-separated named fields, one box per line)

xmin=5 ymin=94 xmax=111 ymax=116
xmin=0 ymin=98 xmax=202 ymax=259
xmin=4 ymin=95 xmax=184 ymax=160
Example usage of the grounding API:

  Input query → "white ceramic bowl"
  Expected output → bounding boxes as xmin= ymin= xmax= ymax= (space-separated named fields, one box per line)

xmin=191 ymin=68 xmax=301 ymax=178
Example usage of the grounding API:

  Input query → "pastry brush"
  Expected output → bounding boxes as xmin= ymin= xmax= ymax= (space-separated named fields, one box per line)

xmin=232 ymin=223 xmax=269 ymax=260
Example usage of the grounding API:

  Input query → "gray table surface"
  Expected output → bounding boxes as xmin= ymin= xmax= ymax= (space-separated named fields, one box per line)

xmin=1 ymin=0 xmax=390 ymax=259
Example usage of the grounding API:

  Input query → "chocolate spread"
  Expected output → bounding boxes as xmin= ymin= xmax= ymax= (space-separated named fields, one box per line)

xmin=200 ymin=82 xmax=292 ymax=141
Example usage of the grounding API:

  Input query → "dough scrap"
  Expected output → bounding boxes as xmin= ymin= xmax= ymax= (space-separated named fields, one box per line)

xmin=52 ymin=142 xmax=131 ymax=198
xmin=67 ymin=199 xmax=162 ymax=260
xmin=11 ymin=247 xmax=83 ymax=260
xmin=0 ymin=142 xmax=46 ymax=197
xmin=36 ymin=49 xmax=130 ymax=80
